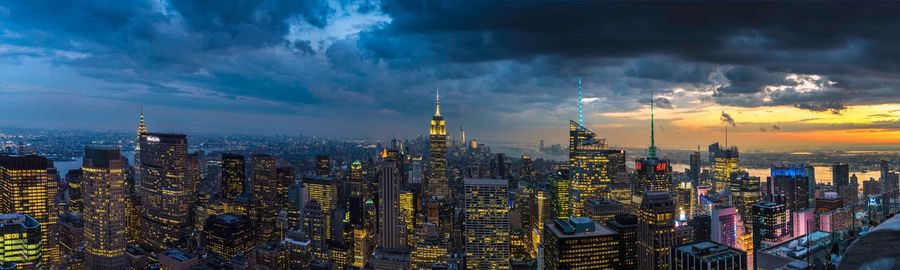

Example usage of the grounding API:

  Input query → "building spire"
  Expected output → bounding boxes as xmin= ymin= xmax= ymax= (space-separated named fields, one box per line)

xmin=578 ymin=78 xmax=583 ymax=126
xmin=435 ymin=88 xmax=441 ymax=117
xmin=649 ymin=89 xmax=657 ymax=158
xmin=137 ymin=105 xmax=148 ymax=136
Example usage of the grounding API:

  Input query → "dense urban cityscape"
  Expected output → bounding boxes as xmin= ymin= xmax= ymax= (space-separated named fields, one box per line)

xmin=0 ymin=91 xmax=897 ymax=269
xmin=3 ymin=1 xmax=900 ymax=270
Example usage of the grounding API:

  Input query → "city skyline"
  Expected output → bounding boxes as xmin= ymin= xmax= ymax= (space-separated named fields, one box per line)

xmin=0 ymin=2 xmax=898 ymax=150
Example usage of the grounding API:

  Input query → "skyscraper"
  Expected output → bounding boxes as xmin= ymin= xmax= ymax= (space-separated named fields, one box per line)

xmin=766 ymin=165 xmax=811 ymax=212
xmin=832 ymin=163 xmax=850 ymax=188
xmin=349 ymin=160 xmax=366 ymax=226
xmin=427 ymin=90 xmax=449 ymax=199
xmin=303 ymin=176 xmax=337 ymax=242
xmin=689 ymin=150 xmax=702 ymax=186
xmin=710 ymin=206 xmax=738 ymax=248
xmin=0 ymin=155 xmax=59 ymax=267
xmin=636 ymin=192 xmax=676 ymax=270
xmin=378 ymin=154 xmax=406 ymax=250
xmin=301 ymin=200 xmax=327 ymax=261
xmin=204 ymin=214 xmax=254 ymax=261
xmin=251 ymin=154 xmax=279 ymax=242
xmin=316 ymin=155 xmax=331 ymax=178
xmin=0 ymin=213 xmax=42 ymax=269
xmin=464 ymin=178 xmax=510 ymax=270
xmin=569 ymin=120 xmax=611 ymax=213
xmin=543 ymin=217 xmax=620 ymax=270
xmin=137 ymin=133 xmax=192 ymax=251
xmin=730 ymin=171 xmax=760 ymax=230
xmin=633 ymin=91 xmax=673 ymax=205
xmin=709 ymin=143 xmax=740 ymax=192
xmin=134 ymin=109 xmax=148 ymax=190
xmin=548 ymin=169 xmax=571 ymax=220
xmin=751 ymin=201 xmax=790 ymax=256
xmin=607 ymin=213 xmax=638 ymax=269
xmin=82 ymin=146 xmax=127 ymax=269
xmin=221 ymin=153 xmax=245 ymax=201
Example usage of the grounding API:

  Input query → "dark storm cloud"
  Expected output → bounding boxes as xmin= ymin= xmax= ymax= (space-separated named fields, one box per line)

xmin=2 ymin=0 xmax=900 ymax=137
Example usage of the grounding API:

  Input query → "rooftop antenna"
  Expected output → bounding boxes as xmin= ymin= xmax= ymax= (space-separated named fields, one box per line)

xmin=578 ymin=78 xmax=584 ymax=126
xmin=435 ymin=88 xmax=441 ymax=117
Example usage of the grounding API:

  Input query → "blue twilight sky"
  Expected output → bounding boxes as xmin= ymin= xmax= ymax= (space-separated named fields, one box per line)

xmin=0 ymin=1 xmax=898 ymax=149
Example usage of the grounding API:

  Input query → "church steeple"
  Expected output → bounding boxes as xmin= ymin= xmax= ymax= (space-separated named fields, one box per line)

xmin=649 ymin=89 xmax=657 ymax=158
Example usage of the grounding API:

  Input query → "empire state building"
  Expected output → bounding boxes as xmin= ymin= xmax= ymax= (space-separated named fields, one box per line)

xmin=427 ymin=90 xmax=449 ymax=199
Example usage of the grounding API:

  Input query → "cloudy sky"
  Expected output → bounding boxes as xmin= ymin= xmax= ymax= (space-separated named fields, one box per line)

xmin=0 ymin=1 xmax=898 ymax=150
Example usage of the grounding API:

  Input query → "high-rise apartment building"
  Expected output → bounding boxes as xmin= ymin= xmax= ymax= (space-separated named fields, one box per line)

xmin=82 ymin=146 xmax=127 ymax=269
xmin=0 ymin=155 xmax=59 ymax=267
xmin=378 ymin=155 xmax=406 ymax=250
xmin=543 ymin=217 xmax=619 ymax=270
xmin=137 ymin=133 xmax=192 ymax=251
xmin=464 ymin=178 xmax=510 ymax=270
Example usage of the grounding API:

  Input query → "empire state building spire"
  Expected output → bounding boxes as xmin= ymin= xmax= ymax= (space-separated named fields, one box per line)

xmin=435 ymin=88 xmax=441 ymax=117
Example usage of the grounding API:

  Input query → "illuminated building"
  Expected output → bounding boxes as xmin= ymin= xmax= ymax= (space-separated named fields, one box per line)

xmin=568 ymin=119 xmax=611 ymax=212
xmin=464 ymin=178 xmax=510 ymax=270
xmin=607 ymin=214 xmax=637 ymax=269
xmin=283 ymin=230 xmax=312 ymax=269
xmin=400 ymin=190 xmax=415 ymax=247
xmin=59 ymin=213 xmax=84 ymax=269
xmin=285 ymin=183 xmax=305 ymax=230
xmin=315 ymin=155 xmax=331 ymax=177
xmin=303 ymin=176 xmax=337 ymax=242
xmin=636 ymin=192 xmax=675 ymax=270
xmin=301 ymin=201 xmax=327 ymax=261
xmin=409 ymin=155 xmax=424 ymax=185
xmin=204 ymin=214 xmax=254 ymax=261
xmin=674 ymin=181 xmax=694 ymax=218
xmin=134 ymin=110 xmax=148 ymax=194
xmin=751 ymin=201 xmax=790 ymax=265
xmin=411 ymin=222 xmax=448 ymax=270
xmin=766 ymin=165 xmax=811 ymax=212
xmin=521 ymin=155 xmax=535 ymax=186
xmin=64 ymin=169 xmax=83 ymax=215
xmin=0 ymin=213 xmax=42 ymax=269
xmin=529 ymin=188 xmax=548 ymax=257
xmin=548 ymin=170 xmax=570 ymax=220
xmin=137 ymin=133 xmax=192 ymax=252
xmin=221 ymin=153 xmax=245 ymax=201
xmin=730 ymin=171 xmax=760 ymax=230
xmin=671 ymin=241 xmax=747 ymax=270
xmin=709 ymin=142 xmax=740 ymax=192
xmin=82 ymin=146 xmax=127 ymax=269
xmin=583 ymin=198 xmax=624 ymax=224
xmin=427 ymin=90 xmax=449 ymax=200
xmin=710 ymin=206 xmax=738 ymax=248
xmin=276 ymin=167 xmax=294 ymax=211
xmin=792 ymin=208 xmax=816 ymax=237
xmin=379 ymin=155 xmax=406 ymax=250
xmin=0 ymin=155 xmax=59 ymax=267
xmin=349 ymin=160 xmax=366 ymax=225
xmin=352 ymin=225 xmax=369 ymax=268
xmin=543 ymin=217 xmax=619 ymax=270
xmin=634 ymin=157 xmax=673 ymax=206
xmin=252 ymin=154 xmax=279 ymax=242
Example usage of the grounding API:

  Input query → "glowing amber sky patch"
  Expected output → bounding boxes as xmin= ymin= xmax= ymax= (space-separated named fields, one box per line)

xmin=593 ymin=103 xmax=899 ymax=149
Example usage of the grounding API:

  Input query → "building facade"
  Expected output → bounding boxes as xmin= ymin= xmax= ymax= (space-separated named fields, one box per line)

xmin=82 ymin=146 xmax=127 ymax=269
xmin=464 ymin=178 xmax=510 ymax=270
